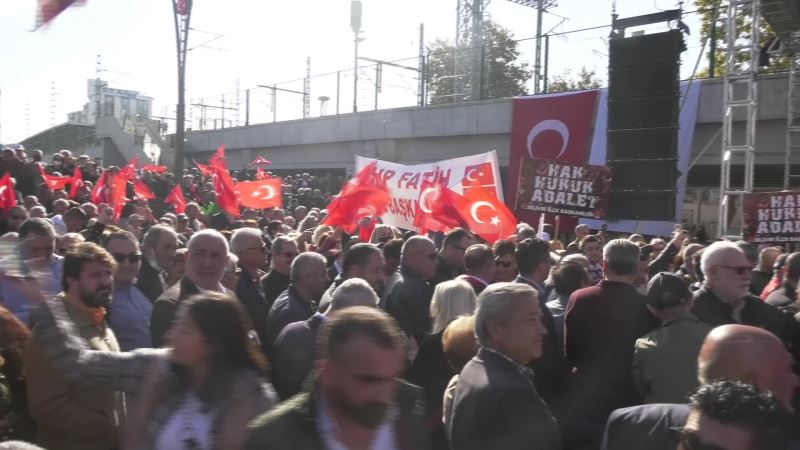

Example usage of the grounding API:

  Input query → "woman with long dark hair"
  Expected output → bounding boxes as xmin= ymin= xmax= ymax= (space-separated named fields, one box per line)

xmin=0 ymin=306 xmax=35 ymax=441
xmin=29 ymin=291 xmax=276 ymax=450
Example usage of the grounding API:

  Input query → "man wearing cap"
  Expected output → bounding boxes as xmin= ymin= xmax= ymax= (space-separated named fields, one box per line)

xmin=632 ymin=272 xmax=712 ymax=404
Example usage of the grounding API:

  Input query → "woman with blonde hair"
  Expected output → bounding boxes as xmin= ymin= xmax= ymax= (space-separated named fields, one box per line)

xmin=408 ymin=279 xmax=477 ymax=449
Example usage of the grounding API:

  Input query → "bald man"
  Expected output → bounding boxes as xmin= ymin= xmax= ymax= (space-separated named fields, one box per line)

xmin=601 ymin=324 xmax=799 ymax=450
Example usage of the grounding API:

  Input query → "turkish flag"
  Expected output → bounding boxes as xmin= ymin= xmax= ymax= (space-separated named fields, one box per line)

xmin=461 ymin=184 xmax=518 ymax=244
xmin=194 ymin=159 xmax=213 ymax=177
xmin=322 ymin=162 xmax=390 ymax=234
xmin=250 ymin=156 xmax=271 ymax=167
xmin=0 ymin=173 xmax=17 ymax=213
xmin=256 ymin=167 xmax=267 ymax=180
xmin=120 ymin=157 xmax=138 ymax=181
xmin=508 ymin=90 xmax=599 ymax=228
xmin=210 ymin=147 xmax=239 ymax=217
xmin=165 ymin=185 xmax=187 ymax=214
xmin=414 ymin=181 xmax=465 ymax=234
xmin=142 ymin=165 xmax=168 ymax=173
xmin=237 ymin=178 xmax=283 ymax=209
xmin=91 ymin=172 xmax=109 ymax=204
xmin=69 ymin=166 xmax=83 ymax=199
xmin=38 ymin=166 xmax=72 ymax=191
xmin=133 ymin=180 xmax=156 ymax=200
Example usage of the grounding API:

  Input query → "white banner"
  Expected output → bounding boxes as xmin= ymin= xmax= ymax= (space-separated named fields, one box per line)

xmin=355 ymin=151 xmax=503 ymax=231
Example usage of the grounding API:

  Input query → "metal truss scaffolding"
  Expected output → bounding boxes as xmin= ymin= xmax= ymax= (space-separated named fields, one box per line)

xmin=719 ymin=0 xmax=760 ymax=239
xmin=783 ymin=53 xmax=800 ymax=189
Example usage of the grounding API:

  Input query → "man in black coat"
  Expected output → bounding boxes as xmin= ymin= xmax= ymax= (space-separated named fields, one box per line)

xmin=259 ymin=236 xmax=298 ymax=311
xmin=448 ymin=282 xmax=561 ymax=450
xmin=150 ymin=229 xmax=232 ymax=347
xmin=137 ymin=225 xmax=178 ymax=303
xmin=230 ymin=228 xmax=270 ymax=345
xmin=263 ymin=252 xmax=329 ymax=355
xmin=385 ymin=236 xmax=439 ymax=345
xmin=602 ymin=324 xmax=799 ymax=450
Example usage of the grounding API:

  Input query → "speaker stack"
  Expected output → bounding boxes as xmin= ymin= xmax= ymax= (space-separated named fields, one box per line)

xmin=607 ymin=29 xmax=685 ymax=221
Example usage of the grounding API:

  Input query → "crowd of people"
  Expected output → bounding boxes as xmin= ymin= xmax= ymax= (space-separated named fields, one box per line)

xmin=0 ymin=146 xmax=797 ymax=450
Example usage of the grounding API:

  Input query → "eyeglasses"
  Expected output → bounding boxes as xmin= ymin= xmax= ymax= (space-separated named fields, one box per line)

xmin=495 ymin=259 xmax=513 ymax=268
xmin=112 ymin=253 xmax=142 ymax=264
xmin=677 ymin=429 xmax=726 ymax=450
xmin=717 ymin=265 xmax=753 ymax=275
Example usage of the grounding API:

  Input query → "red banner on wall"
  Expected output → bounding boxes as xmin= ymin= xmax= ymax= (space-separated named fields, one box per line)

xmin=517 ymin=158 xmax=611 ymax=218
xmin=742 ymin=191 xmax=800 ymax=243
xmin=507 ymin=91 xmax=600 ymax=227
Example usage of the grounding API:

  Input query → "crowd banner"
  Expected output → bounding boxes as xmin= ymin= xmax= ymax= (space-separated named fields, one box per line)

xmin=507 ymin=82 xmax=702 ymax=236
xmin=354 ymin=151 xmax=503 ymax=231
xmin=516 ymin=158 xmax=612 ymax=218
xmin=742 ymin=191 xmax=800 ymax=243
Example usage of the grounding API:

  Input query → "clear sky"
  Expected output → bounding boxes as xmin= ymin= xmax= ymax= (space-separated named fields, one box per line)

xmin=0 ymin=0 xmax=704 ymax=144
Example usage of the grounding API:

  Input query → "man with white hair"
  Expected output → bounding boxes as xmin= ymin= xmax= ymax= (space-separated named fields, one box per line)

xmin=263 ymin=252 xmax=329 ymax=355
xmin=230 ymin=227 xmax=270 ymax=344
xmin=137 ymin=224 xmax=178 ymax=303
xmin=692 ymin=241 xmax=796 ymax=346
xmin=270 ymin=278 xmax=379 ymax=400
xmin=150 ymin=229 xmax=232 ymax=347
xmin=448 ymin=283 xmax=560 ymax=450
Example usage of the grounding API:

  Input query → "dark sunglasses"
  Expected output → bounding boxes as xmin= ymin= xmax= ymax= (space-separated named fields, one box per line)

xmin=678 ymin=429 xmax=726 ymax=450
xmin=112 ymin=253 xmax=142 ymax=264
xmin=717 ymin=265 xmax=752 ymax=275
xmin=495 ymin=259 xmax=513 ymax=268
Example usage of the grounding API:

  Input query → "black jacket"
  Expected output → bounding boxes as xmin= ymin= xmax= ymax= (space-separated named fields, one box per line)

xmin=150 ymin=277 xmax=202 ymax=347
xmin=136 ymin=258 xmax=164 ymax=304
xmin=648 ymin=242 xmax=680 ymax=277
xmin=259 ymin=270 xmax=290 ymax=312
xmin=385 ymin=267 xmax=434 ymax=344
xmin=270 ymin=313 xmax=325 ymax=401
xmin=448 ymin=348 xmax=561 ymax=450
xmin=235 ymin=267 xmax=270 ymax=346
xmin=751 ymin=269 xmax=772 ymax=296
xmin=601 ymin=403 xmax=689 ymax=450
xmin=264 ymin=285 xmax=317 ymax=356
xmin=245 ymin=381 xmax=429 ymax=450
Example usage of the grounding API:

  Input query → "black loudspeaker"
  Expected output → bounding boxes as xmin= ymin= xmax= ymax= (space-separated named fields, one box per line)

xmin=607 ymin=29 xmax=684 ymax=221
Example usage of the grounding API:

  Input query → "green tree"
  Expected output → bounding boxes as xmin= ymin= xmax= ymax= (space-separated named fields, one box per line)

xmin=426 ymin=21 xmax=531 ymax=104
xmin=547 ymin=67 xmax=602 ymax=93
xmin=694 ymin=0 xmax=787 ymax=78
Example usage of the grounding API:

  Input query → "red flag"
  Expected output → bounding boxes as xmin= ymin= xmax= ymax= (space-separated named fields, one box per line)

xmin=256 ymin=167 xmax=267 ymax=180
xmin=111 ymin=173 xmax=128 ymax=220
xmin=209 ymin=145 xmax=227 ymax=170
xmin=133 ymin=180 xmax=155 ymax=200
xmin=461 ymin=185 xmax=518 ymax=244
xmin=38 ymin=165 xmax=72 ymax=191
xmin=120 ymin=157 xmax=138 ymax=181
xmin=322 ymin=162 xmax=390 ymax=234
xmin=142 ymin=165 xmax=168 ymax=173
xmin=0 ymin=174 xmax=17 ymax=213
xmin=193 ymin=159 xmax=213 ymax=176
xmin=236 ymin=178 xmax=283 ymax=209
xmin=250 ymin=155 xmax=271 ymax=167
xmin=91 ymin=172 xmax=109 ymax=204
xmin=359 ymin=217 xmax=376 ymax=242
xmin=414 ymin=181 xmax=466 ymax=234
xmin=69 ymin=166 xmax=83 ymax=199
xmin=165 ymin=185 xmax=187 ymax=214
xmin=209 ymin=146 xmax=239 ymax=217
xmin=35 ymin=0 xmax=85 ymax=29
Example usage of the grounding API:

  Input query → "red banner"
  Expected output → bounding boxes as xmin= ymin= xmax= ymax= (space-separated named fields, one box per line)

xmin=507 ymin=91 xmax=599 ymax=228
xmin=742 ymin=191 xmax=800 ymax=243
xmin=517 ymin=158 xmax=611 ymax=218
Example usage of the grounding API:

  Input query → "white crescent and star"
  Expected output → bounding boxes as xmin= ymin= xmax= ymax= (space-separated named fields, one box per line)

xmin=465 ymin=168 xmax=481 ymax=182
xmin=251 ymin=184 xmax=275 ymax=200
xmin=527 ymin=119 xmax=570 ymax=159
xmin=470 ymin=201 xmax=497 ymax=225
xmin=418 ymin=187 xmax=437 ymax=213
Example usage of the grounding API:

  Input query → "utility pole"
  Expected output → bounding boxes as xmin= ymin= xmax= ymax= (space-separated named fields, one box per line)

xmin=418 ymin=23 xmax=426 ymax=107
xmin=172 ymin=0 xmax=192 ymax=176
xmin=533 ymin=0 xmax=544 ymax=94
xmin=351 ymin=0 xmax=362 ymax=113
xmin=709 ymin=6 xmax=717 ymax=79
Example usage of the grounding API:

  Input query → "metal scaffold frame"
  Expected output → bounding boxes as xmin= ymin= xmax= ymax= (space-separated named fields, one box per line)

xmin=783 ymin=52 xmax=800 ymax=189
xmin=719 ymin=0 xmax=760 ymax=239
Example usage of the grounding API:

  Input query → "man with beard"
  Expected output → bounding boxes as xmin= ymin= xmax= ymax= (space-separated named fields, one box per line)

xmin=26 ymin=242 xmax=123 ymax=450
xmin=137 ymin=225 xmax=178 ymax=303
xmin=245 ymin=307 xmax=429 ymax=450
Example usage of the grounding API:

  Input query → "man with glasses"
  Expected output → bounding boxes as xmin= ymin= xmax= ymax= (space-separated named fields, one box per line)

xmin=692 ymin=241 xmax=796 ymax=347
xmin=259 ymin=235 xmax=298 ymax=310
xmin=104 ymin=230 xmax=152 ymax=351
xmin=137 ymin=225 xmax=178 ymax=304
xmin=433 ymin=228 xmax=472 ymax=285
xmin=385 ymin=235 xmax=439 ymax=345
xmin=231 ymin=227 xmax=270 ymax=346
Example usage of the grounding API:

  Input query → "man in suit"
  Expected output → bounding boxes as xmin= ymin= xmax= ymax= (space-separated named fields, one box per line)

xmin=245 ymin=307 xmax=429 ymax=450
xmin=448 ymin=283 xmax=561 ymax=450
xmin=271 ymin=279 xmax=379 ymax=401
xmin=456 ymin=244 xmax=495 ymax=295
xmin=259 ymin=236 xmax=298 ymax=310
xmin=230 ymin=227 xmax=270 ymax=345
xmin=513 ymin=238 xmax=564 ymax=402
xmin=150 ymin=229 xmax=231 ymax=347
xmin=563 ymin=239 xmax=659 ymax=448
xmin=602 ymin=324 xmax=799 ymax=450
xmin=137 ymin=225 xmax=178 ymax=303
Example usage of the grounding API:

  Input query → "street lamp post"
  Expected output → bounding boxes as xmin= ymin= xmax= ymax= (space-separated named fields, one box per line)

xmin=172 ymin=0 xmax=192 ymax=176
xmin=351 ymin=0 xmax=362 ymax=113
